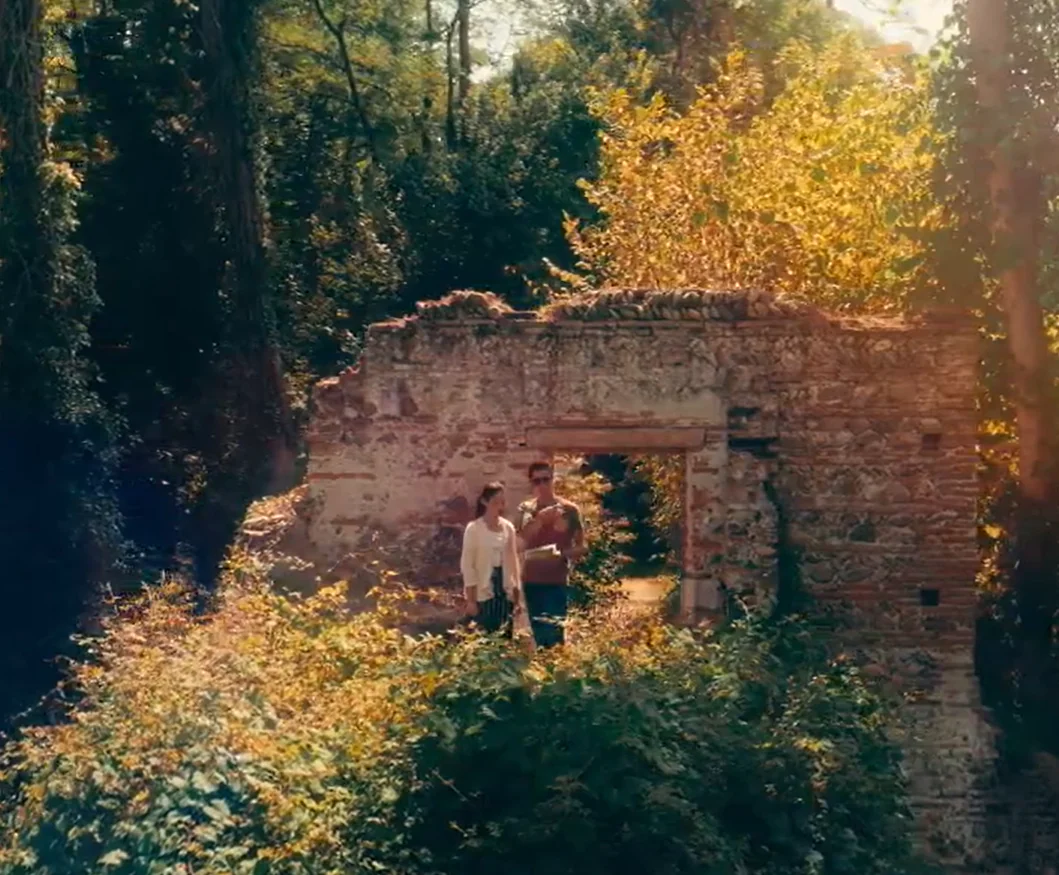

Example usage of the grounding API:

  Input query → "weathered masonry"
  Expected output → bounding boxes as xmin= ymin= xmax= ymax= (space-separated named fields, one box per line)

xmin=307 ymin=289 xmax=979 ymax=650
xmin=305 ymin=289 xmax=1006 ymax=870
xmin=301 ymin=288 xmax=1059 ymax=871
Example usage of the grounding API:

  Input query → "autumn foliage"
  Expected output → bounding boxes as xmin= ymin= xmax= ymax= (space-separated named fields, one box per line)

xmin=557 ymin=34 xmax=950 ymax=570
xmin=566 ymin=37 xmax=943 ymax=312
xmin=0 ymin=558 xmax=927 ymax=875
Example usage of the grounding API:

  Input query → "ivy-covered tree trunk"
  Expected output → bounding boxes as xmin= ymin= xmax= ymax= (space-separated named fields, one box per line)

xmin=0 ymin=0 xmax=47 ymax=295
xmin=967 ymin=0 xmax=1053 ymax=507
xmin=966 ymin=0 xmax=1058 ymax=717
xmin=199 ymin=0 xmax=296 ymax=497
xmin=0 ymin=0 xmax=121 ymax=722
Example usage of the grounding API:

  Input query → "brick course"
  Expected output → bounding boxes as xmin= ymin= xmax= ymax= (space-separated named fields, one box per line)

xmin=307 ymin=290 xmax=978 ymax=649
xmin=302 ymin=288 xmax=1021 ymax=869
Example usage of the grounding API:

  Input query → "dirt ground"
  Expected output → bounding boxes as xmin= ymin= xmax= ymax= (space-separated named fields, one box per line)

xmin=620 ymin=575 xmax=673 ymax=605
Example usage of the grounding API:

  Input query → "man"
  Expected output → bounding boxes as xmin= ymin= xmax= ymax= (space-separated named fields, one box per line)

xmin=515 ymin=461 xmax=587 ymax=647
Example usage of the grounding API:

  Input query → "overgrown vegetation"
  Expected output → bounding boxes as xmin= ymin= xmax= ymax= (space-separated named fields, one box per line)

xmin=0 ymin=0 xmax=879 ymax=721
xmin=0 ymin=560 xmax=930 ymax=875
xmin=0 ymin=0 xmax=125 ymax=725
xmin=556 ymin=4 xmax=1059 ymax=765
xmin=550 ymin=456 xmax=630 ymax=606
xmin=564 ymin=37 xmax=941 ymax=310
xmin=4 ymin=0 xmax=1059 ymax=842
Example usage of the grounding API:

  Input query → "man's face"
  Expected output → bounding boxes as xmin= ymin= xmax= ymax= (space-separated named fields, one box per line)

xmin=530 ymin=466 xmax=554 ymax=501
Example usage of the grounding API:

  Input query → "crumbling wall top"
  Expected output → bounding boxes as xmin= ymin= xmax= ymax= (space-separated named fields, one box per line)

xmin=369 ymin=288 xmax=975 ymax=335
xmin=540 ymin=287 xmax=818 ymax=322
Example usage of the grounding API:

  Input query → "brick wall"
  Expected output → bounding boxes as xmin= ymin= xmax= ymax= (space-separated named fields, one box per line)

xmin=305 ymin=288 xmax=1000 ymax=868
xmin=307 ymin=290 xmax=978 ymax=650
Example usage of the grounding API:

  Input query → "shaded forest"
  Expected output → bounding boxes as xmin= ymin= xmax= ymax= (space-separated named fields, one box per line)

xmin=3 ymin=0 xmax=1059 ymax=784
xmin=0 ymin=0 xmax=856 ymax=724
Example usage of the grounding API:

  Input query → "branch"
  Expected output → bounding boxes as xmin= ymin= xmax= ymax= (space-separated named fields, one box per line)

xmin=267 ymin=40 xmax=392 ymax=96
xmin=443 ymin=6 xmax=458 ymax=149
xmin=307 ymin=0 xmax=379 ymax=163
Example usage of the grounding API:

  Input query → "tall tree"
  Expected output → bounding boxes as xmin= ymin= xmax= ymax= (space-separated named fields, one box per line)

xmin=199 ymin=0 xmax=296 ymax=497
xmin=66 ymin=0 xmax=294 ymax=584
xmin=457 ymin=0 xmax=472 ymax=106
xmin=966 ymin=0 xmax=1053 ymax=508
xmin=0 ymin=0 xmax=122 ymax=722
xmin=70 ymin=0 xmax=232 ymax=580
xmin=959 ymin=0 xmax=1059 ymax=743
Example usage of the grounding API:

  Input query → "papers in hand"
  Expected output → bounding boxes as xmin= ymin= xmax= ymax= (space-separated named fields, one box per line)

xmin=523 ymin=544 xmax=561 ymax=561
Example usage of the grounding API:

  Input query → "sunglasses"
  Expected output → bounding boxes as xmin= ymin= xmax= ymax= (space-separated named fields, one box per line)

xmin=531 ymin=475 xmax=553 ymax=485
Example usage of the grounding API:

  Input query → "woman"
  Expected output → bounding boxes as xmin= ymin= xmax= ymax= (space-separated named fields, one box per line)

xmin=460 ymin=482 xmax=521 ymax=635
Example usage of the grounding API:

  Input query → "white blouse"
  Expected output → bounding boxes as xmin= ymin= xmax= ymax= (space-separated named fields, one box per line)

xmin=488 ymin=526 xmax=505 ymax=567
xmin=460 ymin=517 xmax=521 ymax=603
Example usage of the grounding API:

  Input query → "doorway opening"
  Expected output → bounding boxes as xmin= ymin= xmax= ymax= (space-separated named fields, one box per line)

xmin=584 ymin=454 xmax=684 ymax=574
xmin=548 ymin=451 xmax=687 ymax=611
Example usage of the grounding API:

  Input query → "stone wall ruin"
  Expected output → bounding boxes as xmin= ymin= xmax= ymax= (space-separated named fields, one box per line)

xmin=296 ymin=288 xmax=1059 ymax=872
xmin=307 ymin=289 xmax=979 ymax=646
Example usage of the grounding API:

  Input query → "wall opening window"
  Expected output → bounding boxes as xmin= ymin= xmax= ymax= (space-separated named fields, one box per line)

xmin=919 ymin=587 xmax=940 ymax=607
xmin=921 ymin=432 xmax=942 ymax=452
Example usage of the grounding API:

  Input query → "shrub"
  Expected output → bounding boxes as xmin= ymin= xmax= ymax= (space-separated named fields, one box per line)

xmin=0 ymin=561 xmax=928 ymax=875
xmin=552 ymin=455 xmax=631 ymax=608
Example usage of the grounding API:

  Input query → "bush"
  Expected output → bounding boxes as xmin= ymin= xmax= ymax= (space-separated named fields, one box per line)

xmin=0 ymin=560 xmax=928 ymax=875
xmin=552 ymin=456 xmax=631 ymax=608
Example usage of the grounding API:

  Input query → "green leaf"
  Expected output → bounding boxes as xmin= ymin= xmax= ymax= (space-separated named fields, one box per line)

xmin=203 ymin=800 xmax=231 ymax=822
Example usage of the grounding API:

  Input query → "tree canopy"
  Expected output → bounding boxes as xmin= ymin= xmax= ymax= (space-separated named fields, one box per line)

xmin=566 ymin=36 xmax=942 ymax=311
xmin=2 ymin=0 xmax=1059 ymax=791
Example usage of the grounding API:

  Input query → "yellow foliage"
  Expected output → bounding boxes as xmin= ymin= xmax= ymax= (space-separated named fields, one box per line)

xmin=631 ymin=454 xmax=685 ymax=551
xmin=0 ymin=560 xmax=675 ymax=870
xmin=0 ymin=550 xmax=924 ymax=873
xmin=568 ymin=37 xmax=946 ymax=312
xmin=551 ymin=453 xmax=614 ymax=535
xmin=1 ymin=571 xmax=435 ymax=868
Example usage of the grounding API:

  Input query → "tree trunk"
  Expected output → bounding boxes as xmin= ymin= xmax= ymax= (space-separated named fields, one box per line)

xmin=457 ymin=0 xmax=471 ymax=106
xmin=199 ymin=0 xmax=296 ymax=494
xmin=0 ymin=0 xmax=48 ymax=327
xmin=0 ymin=0 xmax=122 ymax=723
xmin=445 ymin=12 xmax=458 ymax=149
xmin=966 ymin=0 xmax=1052 ymax=505
xmin=967 ymin=0 xmax=1057 ymax=690
xmin=709 ymin=0 xmax=734 ymax=50
xmin=0 ymin=0 xmax=53 ymax=720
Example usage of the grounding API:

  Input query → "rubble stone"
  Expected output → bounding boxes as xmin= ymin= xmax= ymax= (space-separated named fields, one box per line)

xmin=300 ymin=287 xmax=1045 ymax=871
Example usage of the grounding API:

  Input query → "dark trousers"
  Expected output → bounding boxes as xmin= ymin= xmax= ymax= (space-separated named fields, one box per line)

xmin=478 ymin=567 xmax=512 ymax=636
xmin=523 ymin=583 xmax=568 ymax=648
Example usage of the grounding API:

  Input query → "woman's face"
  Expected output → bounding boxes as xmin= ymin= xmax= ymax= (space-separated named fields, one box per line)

xmin=485 ymin=490 xmax=506 ymax=516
